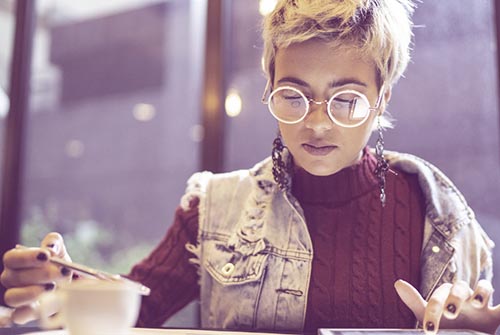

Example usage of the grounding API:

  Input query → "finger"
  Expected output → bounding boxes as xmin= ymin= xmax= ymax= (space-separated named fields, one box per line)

xmin=471 ymin=279 xmax=493 ymax=308
xmin=488 ymin=302 xmax=500 ymax=321
xmin=1 ymin=264 xmax=71 ymax=288
xmin=4 ymin=283 xmax=55 ymax=308
xmin=2 ymin=247 xmax=51 ymax=270
xmin=394 ymin=279 xmax=427 ymax=321
xmin=10 ymin=302 xmax=39 ymax=325
xmin=424 ymin=283 xmax=452 ymax=335
xmin=41 ymin=232 xmax=71 ymax=261
xmin=443 ymin=280 xmax=473 ymax=319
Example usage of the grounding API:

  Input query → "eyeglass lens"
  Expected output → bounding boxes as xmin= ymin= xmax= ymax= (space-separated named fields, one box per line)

xmin=269 ymin=88 xmax=371 ymax=127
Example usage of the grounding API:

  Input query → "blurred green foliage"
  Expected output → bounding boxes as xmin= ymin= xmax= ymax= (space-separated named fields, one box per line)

xmin=21 ymin=205 xmax=153 ymax=275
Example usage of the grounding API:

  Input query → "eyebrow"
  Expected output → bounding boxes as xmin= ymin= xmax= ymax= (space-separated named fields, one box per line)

xmin=330 ymin=78 xmax=367 ymax=88
xmin=276 ymin=76 xmax=368 ymax=88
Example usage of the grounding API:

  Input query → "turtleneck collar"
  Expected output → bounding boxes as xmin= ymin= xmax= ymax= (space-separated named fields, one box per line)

xmin=291 ymin=147 xmax=379 ymax=206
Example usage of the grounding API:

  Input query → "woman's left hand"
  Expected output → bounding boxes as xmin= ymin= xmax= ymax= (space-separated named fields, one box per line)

xmin=395 ymin=279 xmax=500 ymax=334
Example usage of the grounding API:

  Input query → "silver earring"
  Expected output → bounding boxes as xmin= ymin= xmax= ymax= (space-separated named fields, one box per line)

xmin=374 ymin=116 xmax=389 ymax=206
xmin=271 ymin=133 xmax=291 ymax=191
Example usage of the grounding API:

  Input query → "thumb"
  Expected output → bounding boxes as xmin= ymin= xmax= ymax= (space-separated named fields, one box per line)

xmin=40 ymin=232 xmax=71 ymax=261
xmin=395 ymin=279 xmax=426 ymax=321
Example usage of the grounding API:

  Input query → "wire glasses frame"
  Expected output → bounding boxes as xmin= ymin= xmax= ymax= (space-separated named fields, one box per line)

xmin=261 ymin=80 xmax=386 ymax=128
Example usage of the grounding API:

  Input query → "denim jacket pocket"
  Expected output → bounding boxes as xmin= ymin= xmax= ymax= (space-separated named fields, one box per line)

xmin=204 ymin=240 xmax=268 ymax=285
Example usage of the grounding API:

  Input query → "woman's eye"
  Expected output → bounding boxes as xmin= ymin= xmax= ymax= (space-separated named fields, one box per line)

xmin=332 ymin=99 xmax=353 ymax=108
xmin=333 ymin=94 xmax=356 ymax=103
xmin=283 ymin=95 xmax=301 ymax=100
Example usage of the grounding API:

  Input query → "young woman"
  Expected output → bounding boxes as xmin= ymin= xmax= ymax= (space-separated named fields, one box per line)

xmin=2 ymin=0 xmax=499 ymax=333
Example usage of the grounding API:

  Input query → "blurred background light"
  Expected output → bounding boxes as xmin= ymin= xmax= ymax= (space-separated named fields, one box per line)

xmin=225 ymin=89 xmax=242 ymax=118
xmin=0 ymin=87 xmax=9 ymax=118
xmin=259 ymin=0 xmax=278 ymax=16
xmin=133 ymin=103 xmax=156 ymax=122
xmin=65 ymin=139 xmax=85 ymax=158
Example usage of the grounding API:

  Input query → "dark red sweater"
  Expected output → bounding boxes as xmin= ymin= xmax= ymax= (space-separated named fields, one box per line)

xmin=128 ymin=149 xmax=424 ymax=330
xmin=292 ymin=150 xmax=424 ymax=331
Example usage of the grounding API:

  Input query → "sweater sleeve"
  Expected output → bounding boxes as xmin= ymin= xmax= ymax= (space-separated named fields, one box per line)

xmin=127 ymin=198 xmax=200 ymax=328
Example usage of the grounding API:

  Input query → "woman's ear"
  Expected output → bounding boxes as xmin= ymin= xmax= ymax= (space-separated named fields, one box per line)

xmin=378 ymin=86 xmax=392 ymax=116
xmin=384 ymin=86 xmax=392 ymax=104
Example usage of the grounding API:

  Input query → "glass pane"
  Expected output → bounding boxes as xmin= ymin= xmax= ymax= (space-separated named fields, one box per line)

xmin=224 ymin=1 xmax=275 ymax=171
xmin=0 ymin=0 xmax=15 ymax=212
xmin=21 ymin=0 xmax=204 ymax=325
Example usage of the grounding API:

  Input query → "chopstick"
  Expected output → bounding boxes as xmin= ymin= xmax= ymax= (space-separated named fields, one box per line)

xmin=16 ymin=244 xmax=151 ymax=296
xmin=47 ymin=256 xmax=121 ymax=281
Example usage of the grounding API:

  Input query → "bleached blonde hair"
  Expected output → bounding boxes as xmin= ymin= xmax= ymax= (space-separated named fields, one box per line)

xmin=262 ymin=0 xmax=415 ymax=109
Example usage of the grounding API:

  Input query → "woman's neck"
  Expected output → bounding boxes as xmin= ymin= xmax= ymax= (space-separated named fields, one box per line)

xmin=291 ymin=148 xmax=378 ymax=205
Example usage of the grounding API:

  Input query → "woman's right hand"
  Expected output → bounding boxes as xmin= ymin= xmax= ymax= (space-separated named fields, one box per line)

xmin=0 ymin=232 xmax=73 ymax=324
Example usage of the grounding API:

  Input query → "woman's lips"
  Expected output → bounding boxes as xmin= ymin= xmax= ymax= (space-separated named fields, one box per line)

xmin=302 ymin=143 xmax=337 ymax=156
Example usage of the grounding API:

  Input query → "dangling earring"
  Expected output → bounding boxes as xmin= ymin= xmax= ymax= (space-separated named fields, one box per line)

xmin=374 ymin=116 xmax=389 ymax=207
xmin=272 ymin=133 xmax=291 ymax=191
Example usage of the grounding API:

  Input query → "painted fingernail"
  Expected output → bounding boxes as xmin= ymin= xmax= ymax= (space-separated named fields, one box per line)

xmin=37 ymin=252 xmax=48 ymax=261
xmin=446 ymin=303 xmax=457 ymax=314
xmin=46 ymin=243 xmax=55 ymax=249
xmin=44 ymin=283 xmax=55 ymax=291
xmin=426 ymin=321 xmax=435 ymax=332
xmin=60 ymin=267 xmax=71 ymax=276
xmin=474 ymin=294 xmax=484 ymax=303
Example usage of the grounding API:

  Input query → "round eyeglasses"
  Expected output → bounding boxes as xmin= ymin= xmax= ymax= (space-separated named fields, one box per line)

xmin=262 ymin=85 xmax=385 ymax=128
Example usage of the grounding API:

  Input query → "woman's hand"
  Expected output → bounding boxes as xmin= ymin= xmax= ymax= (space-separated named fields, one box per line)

xmin=395 ymin=279 xmax=500 ymax=334
xmin=0 ymin=233 xmax=73 ymax=324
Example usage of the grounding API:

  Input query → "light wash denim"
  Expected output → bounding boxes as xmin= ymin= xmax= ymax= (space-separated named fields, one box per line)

xmin=182 ymin=150 xmax=494 ymax=331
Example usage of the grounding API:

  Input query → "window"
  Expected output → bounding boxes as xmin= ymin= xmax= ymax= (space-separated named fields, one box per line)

xmin=3 ymin=0 xmax=500 ymax=326
xmin=20 ymin=0 xmax=205 ymax=325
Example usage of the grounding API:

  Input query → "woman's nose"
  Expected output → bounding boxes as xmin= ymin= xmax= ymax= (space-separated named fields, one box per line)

xmin=303 ymin=101 xmax=334 ymax=132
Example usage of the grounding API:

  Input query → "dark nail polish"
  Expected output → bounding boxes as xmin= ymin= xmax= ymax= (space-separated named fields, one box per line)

xmin=37 ymin=252 xmax=48 ymax=262
xmin=446 ymin=303 xmax=457 ymax=314
xmin=60 ymin=267 xmax=71 ymax=276
xmin=46 ymin=243 xmax=55 ymax=249
xmin=44 ymin=283 xmax=55 ymax=291
xmin=475 ymin=294 xmax=484 ymax=303
xmin=426 ymin=321 xmax=435 ymax=332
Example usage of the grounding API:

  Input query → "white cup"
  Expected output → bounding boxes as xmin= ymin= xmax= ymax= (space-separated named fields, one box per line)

xmin=39 ymin=279 xmax=144 ymax=335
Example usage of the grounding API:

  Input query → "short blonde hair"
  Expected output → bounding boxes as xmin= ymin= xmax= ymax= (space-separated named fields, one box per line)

xmin=262 ymin=0 xmax=415 ymax=89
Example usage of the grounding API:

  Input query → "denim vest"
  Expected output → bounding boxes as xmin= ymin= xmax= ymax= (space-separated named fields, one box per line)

xmin=182 ymin=151 xmax=494 ymax=331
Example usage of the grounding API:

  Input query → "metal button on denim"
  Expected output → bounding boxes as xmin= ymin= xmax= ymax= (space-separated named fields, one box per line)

xmin=221 ymin=263 xmax=235 ymax=276
xmin=432 ymin=246 xmax=440 ymax=253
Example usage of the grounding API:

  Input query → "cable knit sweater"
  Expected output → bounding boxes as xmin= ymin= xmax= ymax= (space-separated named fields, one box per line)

xmin=292 ymin=149 xmax=424 ymax=331
xmin=128 ymin=149 xmax=425 ymax=329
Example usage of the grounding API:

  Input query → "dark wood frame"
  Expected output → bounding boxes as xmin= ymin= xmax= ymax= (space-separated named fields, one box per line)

xmin=0 ymin=0 xmax=35 ymax=303
xmin=200 ymin=0 xmax=226 ymax=173
xmin=495 ymin=0 xmax=500 ymax=157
